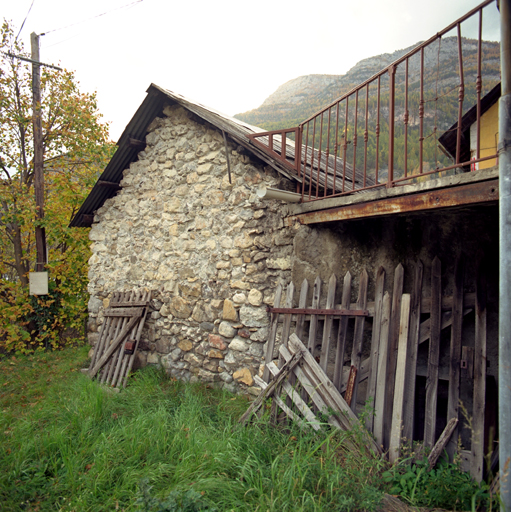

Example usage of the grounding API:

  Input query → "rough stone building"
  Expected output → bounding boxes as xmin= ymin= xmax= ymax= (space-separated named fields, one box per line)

xmin=72 ymin=85 xmax=301 ymax=394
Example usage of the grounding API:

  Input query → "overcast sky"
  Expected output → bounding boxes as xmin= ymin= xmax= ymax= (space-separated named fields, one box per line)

xmin=2 ymin=0 xmax=501 ymax=141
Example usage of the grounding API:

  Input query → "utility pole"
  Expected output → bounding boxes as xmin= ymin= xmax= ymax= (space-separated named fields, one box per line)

xmin=31 ymin=32 xmax=46 ymax=273
xmin=499 ymin=0 xmax=511 ymax=510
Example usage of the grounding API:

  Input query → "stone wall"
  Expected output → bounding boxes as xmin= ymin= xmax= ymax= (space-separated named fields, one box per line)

xmin=87 ymin=104 xmax=297 ymax=394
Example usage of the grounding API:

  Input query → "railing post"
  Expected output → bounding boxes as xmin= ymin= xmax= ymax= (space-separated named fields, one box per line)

xmin=388 ymin=65 xmax=396 ymax=187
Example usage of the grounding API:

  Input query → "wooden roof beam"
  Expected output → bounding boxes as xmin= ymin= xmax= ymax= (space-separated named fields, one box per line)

xmin=284 ymin=179 xmax=498 ymax=226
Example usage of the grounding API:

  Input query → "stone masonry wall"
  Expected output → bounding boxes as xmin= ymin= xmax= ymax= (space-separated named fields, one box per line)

xmin=87 ymin=104 xmax=296 ymax=394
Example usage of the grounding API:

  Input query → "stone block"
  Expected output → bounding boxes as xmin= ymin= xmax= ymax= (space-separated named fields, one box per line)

xmin=177 ymin=340 xmax=193 ymax=351
xmin=209 ymin=334 xmax=227 ymax=350
xmin=208 ymin=349 xmax=224 ymax=359
xmin=248 ymin=289 xmax=263 ymax=306
xmin=218 ymin=321 xmax=236 ymax=338
xmin=239 ymin=305 xmax=269 ymax=328
xmin=233 ymin=368 xmax=253 ymax=386
xmin=169 ymin=296 xmax=192 ymax=318
xmin=222 ymin=299 xmax=238 ymax=321
xmin=228 ymin=337 xmax=249 ymax=352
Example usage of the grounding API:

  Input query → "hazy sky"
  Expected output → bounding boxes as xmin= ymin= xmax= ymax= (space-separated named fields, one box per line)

xmin=2 ymin=0 xmax=501 ymax=141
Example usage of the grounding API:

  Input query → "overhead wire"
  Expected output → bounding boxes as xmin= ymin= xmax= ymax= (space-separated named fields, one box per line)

xmin=41 ymin=0 xmax=144 ymax=36
xmin=15 ymin=0 xmax=35 ymax=42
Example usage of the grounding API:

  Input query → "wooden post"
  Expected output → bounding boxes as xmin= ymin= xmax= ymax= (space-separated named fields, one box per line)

xmin=447 ymin=256 xmax=464 ymax=459
xmin=389 ymin=294 xmax=411 ymax=463
xmin=31 ymin=32 xmax=46 ymax=272
xmin=425 ymin=257 xmax=442 ymax=448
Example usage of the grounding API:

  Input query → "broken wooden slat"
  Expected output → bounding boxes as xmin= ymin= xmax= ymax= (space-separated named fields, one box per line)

xmin=239 ymin=349 xmax=304 ymax=425
xmin=263 ymin=283 xmax=283 ymax=382
xmin=281 ymin=281 xmax=296 ymax=410
xmin=447 ymin=255 xmax=464 ymax=459
xmin=365 ymin=266 xmax=385 ymax=432
xmin=103 ymin=307 xmax=144 ymax=317
xmin=425 ymin=256 xmax=442 ymax=448
xmin=307 ymin=276 xmax=322 ymax=358
xmin=320 ymin=274 xmax=337 ymax=373
xmin=344 ymin=366 xmax=358 ymax=407
xmin=109 ymin=300 xmax=150 ymax=307
xmin=279 ymin=345 xmax=344 ymax=430
xmin=349 ymin=268 xmax=369 ymax=411
xmin=112 ymin=290 xmax=143 ymax=387
xmin=389 ymin=294 xmax=411 ymax=464
xmin=281 ymin=282 xmax=295 ymax=347
xmin=374 ymin=292 xmax=392 ymax=448
xmin=333 ymin=271 xmax=352 ymax=391
xmin=89 ymin=314 xmax=140 ymax=378
xmin=402 ymin=260 xmax=423 ymax=443
xmin=471 ymin=263 xmax=487 ymax=481
xmin=264 ymin=364 xmax=322 ymax=431
xmin=295 ymin=279 xmax=309 ymax=340
xmin=384 ymin=263 xmax=404 ymax=449
xmin=100 ymin=291 xmax=130 ymax=384
xmin=428 ymin=418 xmax=459 ymax=469
xmin=287 ymin=334 xmax=382 ymax=454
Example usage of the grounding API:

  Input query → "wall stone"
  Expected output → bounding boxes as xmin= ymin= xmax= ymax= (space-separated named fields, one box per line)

xmin=87 ymin=104 xmax=295 ymax=393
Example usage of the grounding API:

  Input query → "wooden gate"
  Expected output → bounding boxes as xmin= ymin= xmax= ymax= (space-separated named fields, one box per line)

xmin=265 ymin=257 xmax=489 ymax=479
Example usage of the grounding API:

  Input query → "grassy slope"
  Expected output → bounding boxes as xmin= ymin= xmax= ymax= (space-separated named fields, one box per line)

xmin=0 ymin=348 xmax=495 ymax=512
xmin=0 ymin=347 xmax=387 ymax=512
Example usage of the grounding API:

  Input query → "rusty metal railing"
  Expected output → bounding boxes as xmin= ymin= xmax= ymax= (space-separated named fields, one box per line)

xmin=250 ymin=0 xmax=500 ymax=202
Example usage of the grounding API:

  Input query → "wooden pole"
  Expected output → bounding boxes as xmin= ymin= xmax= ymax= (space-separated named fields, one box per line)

xmin=31 ymin=32 xmax=46 ymax=272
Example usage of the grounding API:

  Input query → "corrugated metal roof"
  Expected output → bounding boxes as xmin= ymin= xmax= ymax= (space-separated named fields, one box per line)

xmin=69 ymin=84 xmax=299 ymax=227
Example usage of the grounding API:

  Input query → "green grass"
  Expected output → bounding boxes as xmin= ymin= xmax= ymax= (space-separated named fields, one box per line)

xmin=0 ymin=347 xmax=496 ymax=511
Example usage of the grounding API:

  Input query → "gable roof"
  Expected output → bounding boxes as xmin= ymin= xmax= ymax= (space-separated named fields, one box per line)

xmin=70 ymin=84 xmax=299 ymax=227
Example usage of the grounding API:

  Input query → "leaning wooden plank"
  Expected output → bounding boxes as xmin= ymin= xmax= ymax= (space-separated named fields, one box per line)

xmin=389 ymin=294 xmax=411 ymax=464
xmin=446 ymin=255 xmax=464 ymax=459
xmin=103 ymin=307 xmax=144 ymax=317
xmin=402 ymin=261 xmax=423 ymax=443
xmin=238 ymin=349 xmax=303 ymax=425
xmin=105 ymin=291 xmax=138 ymax=386
xmin=278 ymin=348 xmax=343 ymax=430
xmin=99 ymin=308 xmax=127 ymax=383
xmin=320 ymin=274 xmax=337 ymax=374
xmin=428 ymin=418 xmax=459 ymax=469
xmin=263 ymin=283 xmax=283 ymax=382
xmin=122 ymin=291 xmax=152 ymax=388
xmin=333 ymin=271 xmax=352 ymax=391
xmin=365 ymin=266 xmax=385 ymax=432
xmin=281 ymin=282 xmax=296 ymax=409
xmin=471 ymin=263 xmax=487 ymax=482
xmin=373 ymin=292 xmax=392 ymax=449
xmin=307 ymin=276 xmax=322 ymax=357
xmin=286 ymin=335 xmax=381 ymax=454
xmin=90 ymin=290 xmax=122 ymax=369
xmin=281 ymin=282 xmax=295 ymax=347
xmin=110 ymin=291 xmax=142 ymax=387
xmin=295 ymin=279 xmax=309 ymax=340
xmin=88 ymin=315 xmax=141 ymax=378
xmin=254 ymin=374 xmax=305 ymax=428
xmin=264 ymin=365 xmax=322 ymax=431
xmin=384 ymin=263 xmax=404 ymax=450
xmin=349 ymin=268 xmax=368 ymax=411
xmin=424 ymin=257 xmax=442 ymax=448
xmin=90 ymin=292 xmax=117 ymax=368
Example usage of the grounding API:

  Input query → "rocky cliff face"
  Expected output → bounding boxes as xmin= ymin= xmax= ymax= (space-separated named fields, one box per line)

xmin=236 ymin=37 xmax=500 ymax=130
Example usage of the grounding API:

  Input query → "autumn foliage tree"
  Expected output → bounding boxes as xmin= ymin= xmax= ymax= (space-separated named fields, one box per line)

xmin=0 ymin=20 xmax=115 ymax=352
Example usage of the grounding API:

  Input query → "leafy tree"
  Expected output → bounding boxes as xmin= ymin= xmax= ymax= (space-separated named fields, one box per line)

xmin=0 ymin=20 xmax=115 ymax=352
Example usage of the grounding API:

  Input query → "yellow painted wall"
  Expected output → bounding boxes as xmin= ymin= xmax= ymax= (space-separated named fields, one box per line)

xmin=471 ymin=101 xmax=499 ymax=169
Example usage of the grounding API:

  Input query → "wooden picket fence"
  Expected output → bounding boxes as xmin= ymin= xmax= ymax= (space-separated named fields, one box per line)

xmin=261 ymin=257 xmax=489 ymax=479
